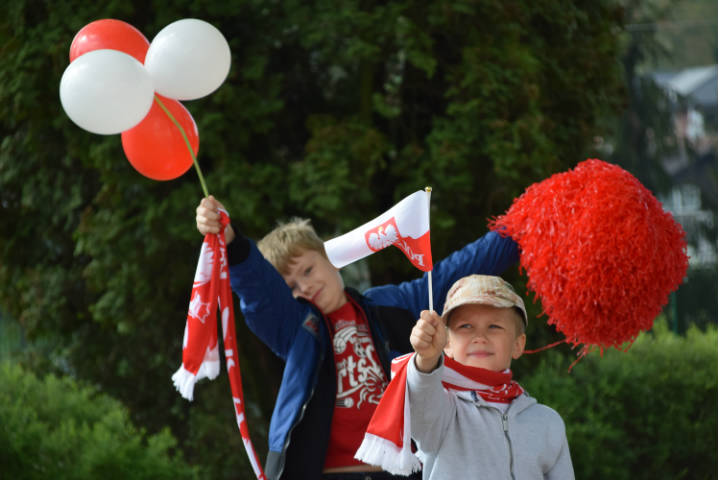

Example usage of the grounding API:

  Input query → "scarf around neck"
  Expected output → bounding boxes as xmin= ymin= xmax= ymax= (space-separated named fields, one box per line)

xmin=354 ymin=352 xmax=524 ymax=475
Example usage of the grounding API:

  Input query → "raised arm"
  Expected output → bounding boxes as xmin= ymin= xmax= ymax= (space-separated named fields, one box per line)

xmin=194 ymin=196 xmax=308 ymax=360
xmin=365 ymin=230 xmax=519 ymax=317
xmin=227 ymin=242 xmax=311 ymax=360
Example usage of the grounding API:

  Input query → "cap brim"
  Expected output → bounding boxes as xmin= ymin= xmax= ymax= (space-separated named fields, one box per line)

xmin=442 ymin=296 xmax=528 ymax=327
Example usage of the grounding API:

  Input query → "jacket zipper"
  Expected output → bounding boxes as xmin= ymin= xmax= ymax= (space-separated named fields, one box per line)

xmin=275 ymin=315 xmax=327 ymax=479
xmin=347 ymin=292 xmax=392 ymax=378
xmin=276 ymin=292 xmax=390 ymax=478
xmin=479 ymin=397 xmax=517 ymax=480
xmin=502 ymin=412 xmax=516 ymax=480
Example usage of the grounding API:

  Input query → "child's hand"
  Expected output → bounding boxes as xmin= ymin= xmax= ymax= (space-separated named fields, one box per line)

xmin=410 ymin=310 xmax=447 ymax=373
xmin=196 ymin=195 xmax=235 ymax=243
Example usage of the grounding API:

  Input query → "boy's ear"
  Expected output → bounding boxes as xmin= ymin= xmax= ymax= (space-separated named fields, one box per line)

xmin=512 ymin=333 xmax=527 ymax=360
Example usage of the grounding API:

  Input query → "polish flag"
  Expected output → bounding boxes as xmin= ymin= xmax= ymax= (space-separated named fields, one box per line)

xmin=324 ymin=190 xmax=432 ymax=272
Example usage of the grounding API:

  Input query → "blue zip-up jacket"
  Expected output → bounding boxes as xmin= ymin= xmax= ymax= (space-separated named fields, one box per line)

xmin=227 ymin=231 xmax=519 ymax=479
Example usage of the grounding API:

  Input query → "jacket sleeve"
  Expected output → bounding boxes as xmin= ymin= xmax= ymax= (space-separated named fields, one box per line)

xmin=406 ymin=355 xmax=455 ymax=453
xmin=364 ymin=231 xmax=519 ymax=318
xmin=545 ymin=419 xmax=575 ymax=480
xmin=227 ymin=238 xmax=312 ymax=360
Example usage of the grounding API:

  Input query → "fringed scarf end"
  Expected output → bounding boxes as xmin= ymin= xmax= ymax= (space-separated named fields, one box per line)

xmin=172 ymin=360 xmax=220 ymax=401
xmin=354 ymin=433 xmax=421 ymax=476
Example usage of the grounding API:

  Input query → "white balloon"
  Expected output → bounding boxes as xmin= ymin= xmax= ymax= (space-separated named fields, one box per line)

xmin=59 ymin=49 xmax=155 ymax=135
xmin=145 ymin=18 xmax=231 ymax=101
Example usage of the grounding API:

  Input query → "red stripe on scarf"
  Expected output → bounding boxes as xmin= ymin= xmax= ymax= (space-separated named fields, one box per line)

xmin=173 ymin=211 xmax=266 ymax=480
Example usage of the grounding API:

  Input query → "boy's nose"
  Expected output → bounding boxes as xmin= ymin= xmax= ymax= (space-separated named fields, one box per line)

xmin=296 ymin=280 xmax=312 ymax=297
xmin=472 ymin=330 xmax=489 ymax=343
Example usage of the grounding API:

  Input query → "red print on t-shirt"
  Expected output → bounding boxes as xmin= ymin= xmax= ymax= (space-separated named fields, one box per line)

xmin=323 ymin=301 xmax=388 ymax=468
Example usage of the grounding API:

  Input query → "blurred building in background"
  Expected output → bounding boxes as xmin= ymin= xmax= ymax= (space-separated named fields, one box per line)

xmin=651 ymin=63 xmax=717 ymax=330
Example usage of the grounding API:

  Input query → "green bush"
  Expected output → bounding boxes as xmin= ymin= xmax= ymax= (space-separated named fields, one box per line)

xmin=522 ymin=319 xmax=718 ymax=480
xmin=0 ymin=362 xmax=199 ymax=480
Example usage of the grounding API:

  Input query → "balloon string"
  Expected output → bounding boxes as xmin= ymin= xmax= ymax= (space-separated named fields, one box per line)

xmin=153 ymin=95 xmax=209 ymax=197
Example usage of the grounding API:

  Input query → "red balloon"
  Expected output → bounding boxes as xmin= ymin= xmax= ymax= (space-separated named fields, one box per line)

xmin=121 ymin=96 xmax=199 ymax=181
xmin=69 ymin=19 xmax=150 ymax=63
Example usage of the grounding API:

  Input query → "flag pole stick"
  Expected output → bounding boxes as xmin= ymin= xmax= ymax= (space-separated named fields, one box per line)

xmin=425 ymin=186 xmax=433 ymax=312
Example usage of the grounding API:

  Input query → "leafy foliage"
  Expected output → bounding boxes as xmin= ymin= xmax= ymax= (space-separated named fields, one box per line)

xmin=0 ymin=0 xmax=626 ymax=477
xmin=0 ymin=361 xmax=198 ymax=480
xmin=522 ymin=319 xmax=718 ymax=480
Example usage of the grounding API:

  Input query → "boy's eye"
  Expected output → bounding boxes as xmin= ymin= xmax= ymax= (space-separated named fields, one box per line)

xmin=458 ymin=323 xmax=472 ymax=329
xmin=304 ymin=266 xmax=312 ymax=276
xmin=489 ymin=324 xmax=503 ymax=329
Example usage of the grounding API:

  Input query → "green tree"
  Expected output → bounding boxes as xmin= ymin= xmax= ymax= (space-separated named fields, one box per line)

xmin=523 ymin=319 xmax=718 ymax=480
xmin=0 ymin=361 xmax=198 ymax=479
xmin=0 ymin=1 xmax=625 ymax=477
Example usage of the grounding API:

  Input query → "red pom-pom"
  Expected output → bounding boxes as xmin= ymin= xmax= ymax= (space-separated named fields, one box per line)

xmin=489 ymin=159 xmax=688 ymax=351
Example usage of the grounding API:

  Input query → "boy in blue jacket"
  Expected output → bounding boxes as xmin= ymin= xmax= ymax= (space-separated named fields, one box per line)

xmin=196 ymin=195 xmax=519 ymax=480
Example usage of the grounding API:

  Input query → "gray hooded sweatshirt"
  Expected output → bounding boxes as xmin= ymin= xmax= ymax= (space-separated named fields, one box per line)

xmin=407 ymin=356 xmax=574 ymax=480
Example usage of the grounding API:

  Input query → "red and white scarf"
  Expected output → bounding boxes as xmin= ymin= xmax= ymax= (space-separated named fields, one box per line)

xmin=354 ymin=353 xmax=524 ymax=475
xmin=172 ymin=210 xmax=266 ymax=480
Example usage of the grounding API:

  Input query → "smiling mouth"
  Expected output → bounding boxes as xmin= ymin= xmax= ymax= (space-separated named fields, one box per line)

xmin=468 ymin=351 xmax=491 ymax=357
xmin=311 ymin=289 xmax=322 ymax=303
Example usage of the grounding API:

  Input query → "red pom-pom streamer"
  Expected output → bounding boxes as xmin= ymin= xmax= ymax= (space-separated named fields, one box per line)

xmin=489 ymin=159 xmax=688 ymax=352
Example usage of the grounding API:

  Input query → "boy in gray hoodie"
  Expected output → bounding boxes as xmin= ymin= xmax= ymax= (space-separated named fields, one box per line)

xmin=408 ymin=274 xmax=574 ymax=479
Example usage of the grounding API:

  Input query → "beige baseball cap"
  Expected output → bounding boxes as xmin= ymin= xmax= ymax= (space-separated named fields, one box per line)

xmin=441 ymin=274 xmax=528 ymax=327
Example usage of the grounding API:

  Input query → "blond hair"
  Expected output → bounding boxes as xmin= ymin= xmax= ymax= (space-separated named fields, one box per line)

xmin=257 ymin=217 xmax=327 ymax=274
